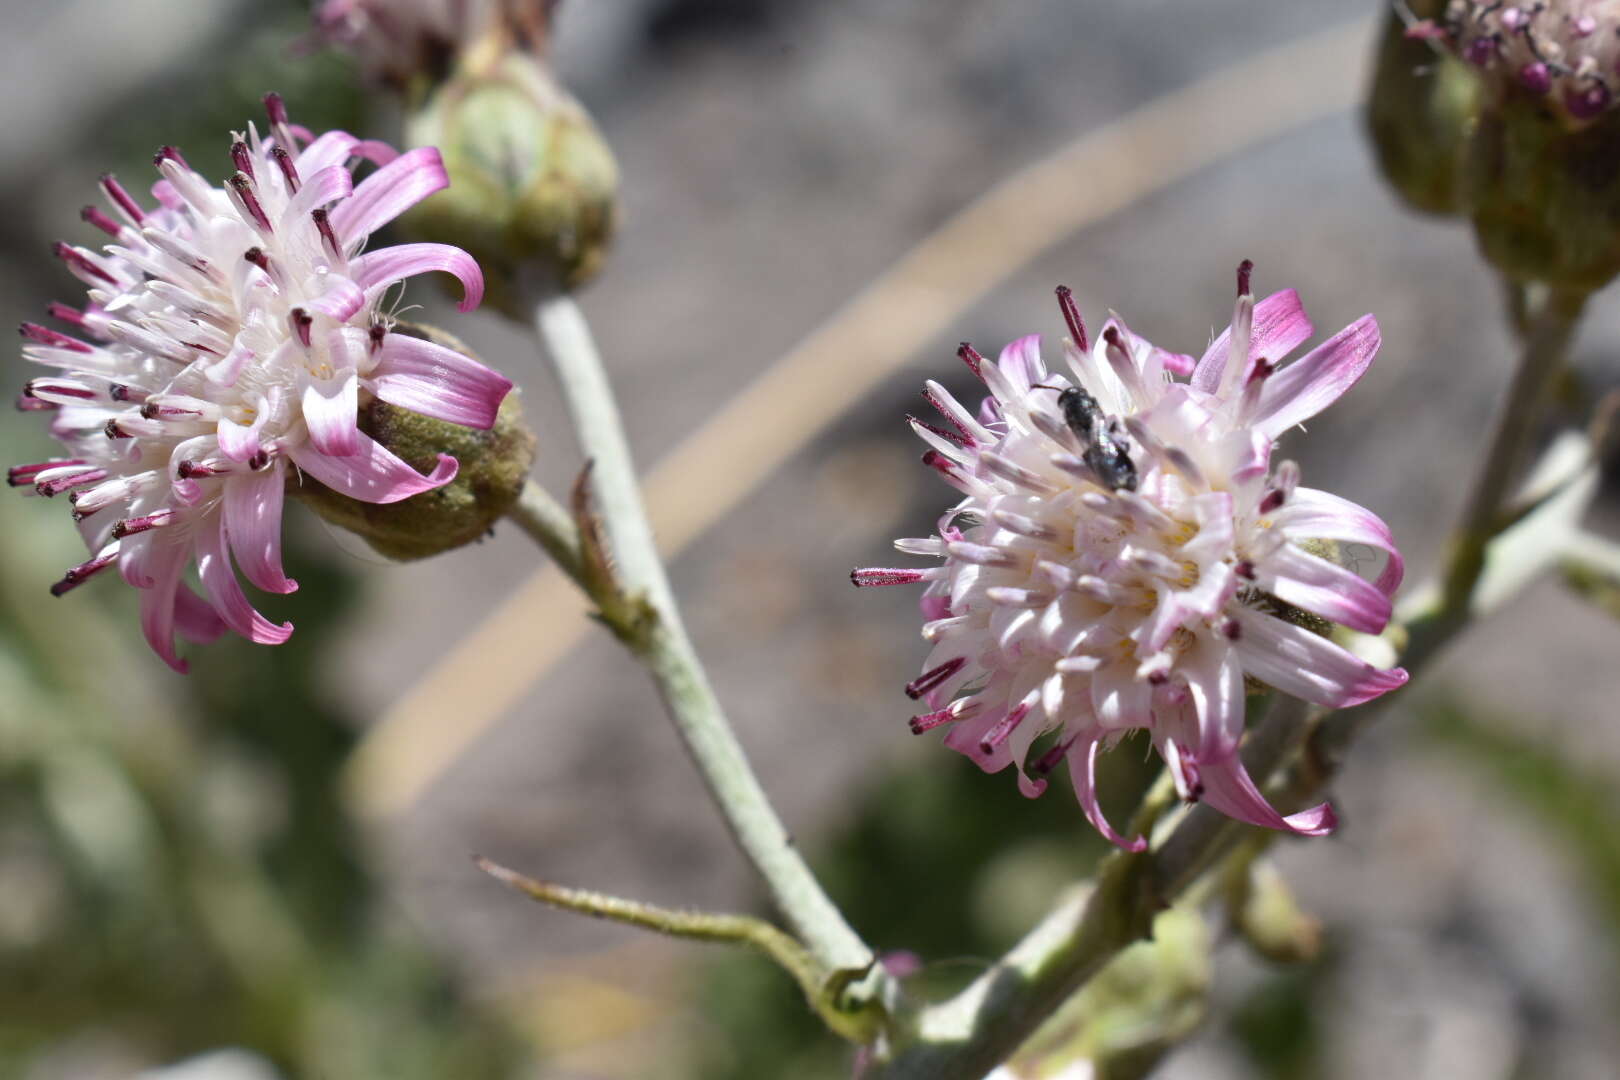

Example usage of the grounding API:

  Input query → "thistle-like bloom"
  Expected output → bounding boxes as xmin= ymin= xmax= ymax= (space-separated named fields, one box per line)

xmin=10 ymin=95 xmax=510 ymax=671
xmin=853 ymin=265 xmax=1407 ymax=847
xmin=1414 ymin=1 xmax=1620 ymax=122
xmin=315 ymin=0 xmax=554 ymax=87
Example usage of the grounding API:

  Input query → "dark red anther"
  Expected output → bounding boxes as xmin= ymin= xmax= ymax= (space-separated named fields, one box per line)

xmin=1246 ymin=357 xmax=1275 ymax=385
xmin=1220 ymin=618 xmax=1242 ymax=641
xmin=104 ymin=418 xmax=130 ymax=439
xmin=46 ymin=301 xmax=87 ymax=327
xmin=108 ymin=383 xmax=145 ymax=403
xmin=247 ymin=449 xmax=270 ymax=471
xmin=1030 ymin=735 xmax=1077 ymax=776
xmin=908 ymin=414 xmax=966 ymax=447
xmin=270 ymin=145 xmax=300 ymax=193
xmin=50 ymin=551 xmax=119 ymax=597
xmin=99 ymin=174 xmax=145 ymax=224
xmin=153 ymin=145 xmax=190 ymax=170
xmin=263 ymin=92 xmax=297 ymax=156
xmin=1102 ymin=325 xmax=1125 ymax=351
xmin=289 ymin=308 xmax=313 ymax=348
xmin=1055 ymin=285 xmax=1090 ymax=353
xmin=977 ymin=702 xmax=1031 ymax=754
xmin=905 ymin=656 xmax=966 ymax=700
xmin=243 ymin=247 xmax=271 ymax=273
xmin=36 ymin=468 xmax=106 ymax=497
xmin=921 ymin=449 xmax=963 ymax=484
xmin=956 ymin=341 xmax=987 ymax=381
xmin=8 ymin=459 xmax=86 ymax=487
xmin=80 ymin=205 xmax=122 ymax=238
xmin=1258 ymin=488 xmax=1286 ymax=515
xmin=264 ymin=91 xmax=290 ymax=126
xmin=53 ymin=241 xmax=116 ymax=284
xmin=20 ymin=322 xmax=92 ymax=354
xmin=176 ymin=460 xmax=221 ymax=479
xmin=368 ymin=321 xmax=388 ymax=354
xmin=312 ymin=208 xmax=342 ymax=258
xmin=1235 ymin=559 xmax=1256 ymax=580
xmin=228 ymin=173 xmax=273 ymax=233
xmin=25 ymin=379 xmax=96 ymax=400
xmin=230 ymin=140 xmax=256 ymax=180
xmin=850 ymin=567 xmax=927 ymax=588
xmin=111 ymin=511 xmax=172 ymax=539
xmin=908 ymin=709 xmax=959 ymax=734
xmin=1236 ymin=258 xmax=1254 ymax=298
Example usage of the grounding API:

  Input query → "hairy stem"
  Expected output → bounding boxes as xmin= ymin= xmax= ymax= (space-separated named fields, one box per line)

xmin=506 ymin=478 xmax=584 ymax=582
xmin=1403 ymin=281 xmax=1587 ymax=673
xmin=528 ymin=295 xmax=879 ymax=987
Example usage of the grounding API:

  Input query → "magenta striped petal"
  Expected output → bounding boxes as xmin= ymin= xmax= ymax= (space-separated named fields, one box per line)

xmin=281 ymin=164 xmax=354 ymax=227
xmin=306 ymin=275 xmax=365 ymax=322
xmin=137 ymin=537 xmax=191 ymax=672
xmin=294 ymin=130 xmax=361 ymax=177
xmin=217 ymin=412 xmax=266 ymax=462
xmin=1258 ymin=542 xmax=1392 ymax=634
xmin=367 ymin=334 xmax=512 ymax=430
xmin=224 ymin=462 xmax=297 ymax=595
xmin=1067 ymin=738 xmax=1147 ymax=852
xmin=1193 ymin=289 xmax=1313 ymax=394
xmin=194 ymin=516 xmax=293 ymax=644
xmin=288 ymin=430 xmax=457 ymax=504
xmin=1195 ymin=754 xmax=1337 ymax=836
xmin=329 ymin=147 xmax=447 ymax=246
xmin=1232 ymin=609 xmax=1408 ymax=708
xmin=1252 ymin=315 xmax=1380 ymax=439
xmin=1182 ymin=641 xmax=1244 ymax=761
xmin=1272 ymin=487 xmax=1405 ymax=596
xmin=174 ymin=584 xmax=227 ymax=644
xmin=300 ymin=368 xmax=360 ymax=457
xmin=351 ymin=243 xmax=484 ymax=312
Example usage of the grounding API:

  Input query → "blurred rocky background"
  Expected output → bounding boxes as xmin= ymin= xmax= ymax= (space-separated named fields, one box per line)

xmin=2 ymin=1 xmax=1619 ymax=1078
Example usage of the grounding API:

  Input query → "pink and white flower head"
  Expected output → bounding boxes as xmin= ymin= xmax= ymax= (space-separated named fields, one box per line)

xmin=11 ymin=94 xmax=510 ymax=672
xmin=315 ymin=0 xmax=555 ymax=87
xmin=853 ymin=264 xmax=1408 ymax=848
xmin=1414 ymin=1 xmax=1620 ymax=122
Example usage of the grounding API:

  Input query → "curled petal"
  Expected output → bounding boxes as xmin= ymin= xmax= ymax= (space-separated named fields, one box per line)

xmin=1066 ymin=737 xmax=1147 ymax=852
xmin=995 ymin=334 xmax=1046 ymax=394
xmin=1271 ymin=487 xmax=1404 ymax=596
xmin=288 ymin=429 xmax=458 ymax=504
xmin=224 ymin=461 xmax=297 ymax=594
xmin=1232 ymin=608 xmax=1407 ymax=708
xmin=136 ymin=535 xmax=191 ymax=672
xmin=194 ymin=515 xmax=293 ymax=644
xmin=1195 ymin=753 xmax=1337 ymax=836
xmin=174 ymin=584 xmax=227 ymax=644
xmin=217 ymin=411 xmax=267 ymax=462
xmin=329 ymin=146 xmax=447 ymax=246
xmin=281 ymin=164 xmax=354 ymax=227
xmin=300 ymin=367 xmax=360 ymax=457
xmin=1258 ymin=542 xmax=1392 ymax=634
xmin=1181 ymin=640 xmax=1245 ymax=762
xmin=1253 ymin=315 xmax=1380 ymax=439
xmin=366 ymin=334 xmax=512 ymax=430
xmin=351 ymin=243 xmax=484 ymax=312
xmin=293 ymin=130 xmax=361 ymax=176
xmin=305 ymin=273 xmax=365 ymax=322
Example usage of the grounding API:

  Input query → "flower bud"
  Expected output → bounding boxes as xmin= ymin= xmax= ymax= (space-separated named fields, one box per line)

xmin=1371 ymin=1 xmax=1620 ymax=288
xmin=290 ymin=323 xmax=537 ymax=560
xmin=1366 ymin=2 xmax=1482 ymax=216
xmin=402 ymin=45 xmax=619 ymax=313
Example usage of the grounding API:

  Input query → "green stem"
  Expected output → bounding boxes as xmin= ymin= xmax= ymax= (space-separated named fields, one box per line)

xmin=1403 ymin=281 xmax=1587 ymax=673
xmin=527 ymin=295 xmax=880 ymax=990
xmin=506 ymin=478 xmax=585 ymax=582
